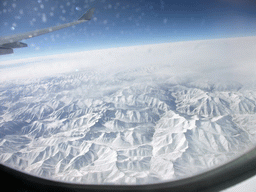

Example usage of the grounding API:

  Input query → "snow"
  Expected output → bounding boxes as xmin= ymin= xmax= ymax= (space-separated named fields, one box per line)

xmin=0 ymin=36 xmax=256 ymax=184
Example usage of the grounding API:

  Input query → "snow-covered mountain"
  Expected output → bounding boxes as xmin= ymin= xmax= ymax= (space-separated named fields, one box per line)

xmin=0 ymin=65 xmax=255 ymax=185
xmin=1 ymin=37 xmax=256 ymax=185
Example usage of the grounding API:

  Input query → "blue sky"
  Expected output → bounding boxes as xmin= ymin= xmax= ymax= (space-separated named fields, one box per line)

xmin=1 ymin=0 xmax=256 ymax=60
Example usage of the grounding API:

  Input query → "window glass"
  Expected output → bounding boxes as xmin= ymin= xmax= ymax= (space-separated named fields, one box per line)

xmin=0 ymin=0 xmax=256 ymax=186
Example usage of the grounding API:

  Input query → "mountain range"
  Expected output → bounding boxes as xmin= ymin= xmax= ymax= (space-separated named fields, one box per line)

xmin=0 ymin=64 xmax=255 ymax=184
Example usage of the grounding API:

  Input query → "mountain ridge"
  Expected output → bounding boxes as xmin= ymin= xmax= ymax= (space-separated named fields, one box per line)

xmin=0 ymin=67 xmax=255 ymax=184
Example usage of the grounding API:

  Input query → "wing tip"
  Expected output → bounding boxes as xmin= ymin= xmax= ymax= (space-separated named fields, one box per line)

xmin=78 ymin=8 xmax=95 ymax=21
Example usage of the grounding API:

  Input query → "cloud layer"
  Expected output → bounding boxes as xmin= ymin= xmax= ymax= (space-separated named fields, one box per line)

xmin=1 ymin=36 xmax=256 ymax=85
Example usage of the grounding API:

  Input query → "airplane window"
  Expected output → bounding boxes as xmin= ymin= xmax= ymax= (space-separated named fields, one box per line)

xmin=1 ymin=0 xmax=256 ymax=191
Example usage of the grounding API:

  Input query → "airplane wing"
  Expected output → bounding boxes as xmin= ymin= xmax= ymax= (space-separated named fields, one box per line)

xmin=0 ymin=8 xmax=95 ymax=55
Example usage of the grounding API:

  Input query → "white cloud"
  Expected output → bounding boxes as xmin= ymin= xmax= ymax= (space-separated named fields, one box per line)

xmin=0 ymin=36 xmax=256 ymax=85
